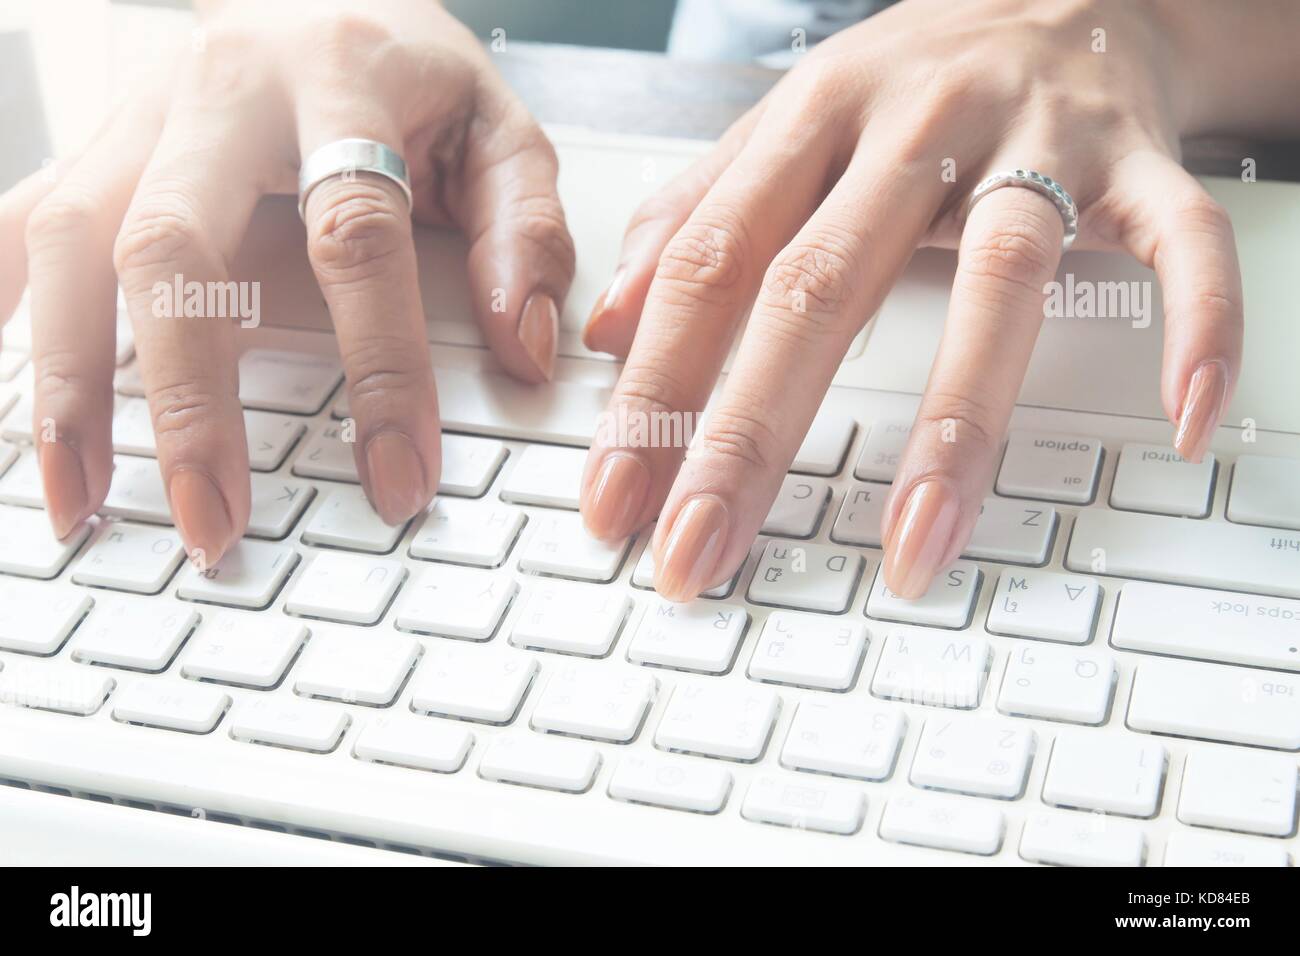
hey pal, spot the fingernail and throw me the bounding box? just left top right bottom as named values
left=655, top=495, right=728, bottom=602
left=584, top=452, right=650, bottom=540
left=583, top=267, right=626, bottom=350
left=365, top=431, right=428, bottom=525
left=169, top=469, right=233, bottom=569
left=518, top=291, right=559, bottom=381
left=882, top=480, right=960, bottom=600
left=39, top=440, right=88, bottom=539
left=1174, top=359, right=1228, bottom=463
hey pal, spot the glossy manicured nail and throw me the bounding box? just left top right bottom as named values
left=169, top=469, right=233, bottom=570
left=39, top=440, right=88, bottom=539
left=655, top=495, right=729, bottom=602
left=584, top=452, right=650, bottom=540
left=518, top=291, right=559, bottom=381
left=882, top=480, right=960, bottom=600
left=582, top=267, right=626, bottom=350
left=365, top=431, right=428, bottom=525
left=1174, top=359, right=1228, bottom=463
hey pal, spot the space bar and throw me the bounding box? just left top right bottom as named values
left=1066, top=510, right=1300, bottom=598
left=434, top=367, right=608, bottom=446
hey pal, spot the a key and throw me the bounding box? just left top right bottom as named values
left=245, top=410, right=306, bottom=472
left=176, top=541, right=298, bottom=610
left=747, top=610, right=868, bottom=691
left=854, top=419, right=911, bottom=482
left=301, top=486, right=407, bottom=553
left=1163, top=831, right=1291, bottom=867
left=997, top=643, right=1115, bottom=724
left=747, top=539, right=865, bottom=613
left=477, top=734, right=600, bottom=793
left=394, top=564, right=517, bottom=640
left=0, top=661, right=115, bottom=716
left=791, top=411, right=855, bottom=476
left=630, top=534, right=747, bottom=598
left=291, top=425, right=358, bottom=482
left=510, top=581, right=631, bottom=657
left=498, top=444, right=585, bottom=509
left=0, top=580, right=92, bottom=655
left=70, top=596, right=198, bottom=672
left=780, top=700, right=906, bottom=781
left=409, top=497, right=524, bottom=568
left=111, top=679, right=230, bottom=734
left=878, top=793, right=1004, bottom=856
left=229, top=697, right=349, bottom=753
left=1066, top=509, right=1300, bottom=599
left=865, top=561, right=981, bottom=629
left=626, top=599, right=748, bottom=674
left=71, top=521, right=184, bottom=594
left=741, top=774, right=866, bottom=835
left=1177, top=746, right=1297, bottom=837
left=0, top=504, right=90, bottom=578
left=0, top=449, right=43, bottom=506
left=871, top=629, right=990, bottom=709
left=439, top=433, right=508, bottom=497
left=828, top=481, right=888, bottom=548
left=238, top=349, right=342, bottom=414
left=1041, top=732, right=1166, bottom=817
left=995, top=430, right=1103, bottom=504
left=282, top=551, right=404, bottom=625
left=962, top=498, right=1057, bottom=565
left=353, top=715, right=473, bottom=773
left=909, top=718, right=1034, bottom=799
left=247, top=477, right=314, bottom=540
left=180, top=611, right=307, bottom=688
left=1110, top=442, right=1215, bottom=517
left=409, top=644, right=538, bottom=723
left=654, top=682, right=779, bottom=762
left=293, top=626, right=420, bottom=706
left=760, top=475, right=831, bottom=538
left=516, top=511, right=631, bottom=582
left=985, top=569, right=1100, bottom=644
left=1019, top=811, right=1145, bottom=867
left=1227, top=454, right=1300, bottom=531
left=607, top=754, right=732, bottom=813
left=1111, top=581, right=1300, bottom=671
left=101, top=456, right=171, bottom=524
left=1127, top=658, right=1300, bottom=749
left=529, top=666, right=657, bottom=743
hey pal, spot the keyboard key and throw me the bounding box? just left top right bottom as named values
left=0, top=449, right=43, bottom=506
left=879, top=793, right=1004, bottom=856
left=1227, top=454, right=1300, bottom=530
left=498, top=444, right=585, bottom=509
left=997, top=644, right=1115, bottom=725
left=780, top=700, right=905, bottom=781
left=293, top=626, right=420, bottom=706
left=747, top=540, right=865, bottom=613
left=0, top=349, right=26, bottom=383
left=282, top=551, right=404, bottom=625
left=409, top=497, right=524, bottom=568
left=1066, top=509, right=1300, bottom=599
left=245, top=410, right=306, bottom=471
left=291, top=425, right=358, bottom=482
left=1110, top=442, right=1215, bottom=517
left=871, top=629, right=990, bottom=709
left=828, top=481, right=888, bottom=548
left=229, top=697, right=349, bottom=753
left=654, top=683, right=779, bottom=762
left=109, top=397, right=156, bottom=456
left=111, top=679, right=230, bottom=733
left=238, top=349, right=342, bottom=414
left=626, top=599, right=748, bottom=674
left=909, top=718, right=1034, bottom=799
left=70, top=597, right=198, bottom=671
left=962, top=498, right=1057, bottom=565
left=530, top=666, right=657, bottom=742
left=791, top=411, right=855, bottom=476
left=985, top=570, right=1100, bottom=644
left=0, top=661, right=115, bottom=716
left=0, top=504, right=90, bottom=578
left=71, top=521, right=184, bottom=594
left=517, top=511, right=631, bottom=582
left=353, top=715, right=473, bottom=773
left=438, top=434, right=508, bottom=497
left=1019, top=811, right=1145, bottom=867
left=409, top=644, right=537, bottom=724
left=741, top=774, right=865, bottom=835
left=760, top=475, right=830, bottom=538
left=181, top=612, right=307, bottom=688
left=747, top=610, right=867, bottom=691
left=854, top=419, right=911, bottom=482
left=1127, top=659, right=1300, bottom=749
left=0, top=580, right=91, bottom=655
left=101, top=456, right=170, bottom=523
left=1163, top=831, right=1291, bottom=867
left=607, top=755, right=731, bottom=813
left=866, top=561, right=980, bottom=629
left=301, top=486, right=407, bottom=553
left=395, top=564, right=517, bottom=640
left=247, top=477, right=314, bottom=540
left=478, top=734, right=600, bottom=793
left=995, top=430, right=1103, bottom=504
left=510, top=581, right=631, bottom=657
left=176, top=541, right=298, bottom=610
left=1042, top=733, right=1166, bottom=817
left=1112, top=581, right=1300, bottom=671
left=1177, top=746, right=1297, bottom=836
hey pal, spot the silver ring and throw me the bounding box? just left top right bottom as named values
left=966, top=168, right=1078, bottom=251
left=297, top=138, right=413, bottom=220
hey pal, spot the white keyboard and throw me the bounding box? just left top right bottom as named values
left=0, top=328, right=1297, bottom=867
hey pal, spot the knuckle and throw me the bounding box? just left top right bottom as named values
left=655, top=210, right=751, bottom=305
left=695, top=407, right=779, bottom=473
left=914, top=389, right=1001, bottom=454
left=761, top=238, right=856, bottom=329
left=613, top=364, right=694, bottom=420
left=33, top=349, right=111, bottom=399
left=1174, top=193, right=1233, bottom=239
left=307, top=184, right=408, bottom=280
left=344, top=336, right=433, bottom=404
left=113, top=205, right=205, bottom=279
left=147, top=381, right=226, bottom=442
left=500, top=198, right=575, bottom=276
left=961, top=217, right=1058, bottom=298
left=26, top=190, right=101, bottom=253
left=302, top=11, right=393, bottom=62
